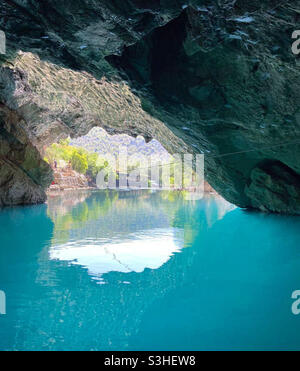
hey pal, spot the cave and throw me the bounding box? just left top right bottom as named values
left=0, top=0, right=299, bottom=214
left=107, top=6, right=300, bottom=215
left=2, top=0, right=300, bottom=353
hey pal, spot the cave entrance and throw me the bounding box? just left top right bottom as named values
left=44, top=126, right=212, bottom=194
left=44, top=126, right=176, bottom=192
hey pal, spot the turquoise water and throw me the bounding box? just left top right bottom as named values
left=0, top=190, right=300, bottom=351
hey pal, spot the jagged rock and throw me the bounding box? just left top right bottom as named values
left=0, top=0, right=299, bottom=214
left=245, top=161, right=300, bottom=214
left=0, top=52, right=188, bottom=206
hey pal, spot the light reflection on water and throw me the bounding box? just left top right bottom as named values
left=1, top=190, right=299, bottom=351
left=47, top=190, right=235, bottom=284
left=50, top=229, right=183, bottom=283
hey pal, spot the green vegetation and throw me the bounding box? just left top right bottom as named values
left=47, top=191, right=120, bottom=245
left=45, top=138, right=195, bottom=189
left=71, top=152, right=88, bottom=174
left=45, top=139, right=110, bottom=180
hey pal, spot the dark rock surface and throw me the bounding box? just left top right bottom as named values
left=0, top=104, right=51, bottom=206
left=0, top=0, right=299, bottom=213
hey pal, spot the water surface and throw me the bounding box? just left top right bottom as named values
left=0, top=190, right=300, bottom=351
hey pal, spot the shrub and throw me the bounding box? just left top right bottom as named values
left=71, top=152, right=88, bottom=174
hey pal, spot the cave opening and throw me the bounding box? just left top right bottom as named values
left=44, top=127, right=175, bottom=192
left=44, top=126, right=214, bottom=194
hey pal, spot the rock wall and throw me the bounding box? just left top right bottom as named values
left=0, top=104, right=52, bottom=206
left=49, top=169, right=89, bottom=192
left=0, top=0, right=299, bottom=213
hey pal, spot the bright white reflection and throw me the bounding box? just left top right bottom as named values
left=50, top=229, right=183, bottom=283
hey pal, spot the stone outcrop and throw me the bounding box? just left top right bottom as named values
left=49, top=168, right=89, bottom=192
left=0, top=104, right=52, bottom=206
left=0, top=0, right=299, bottom=213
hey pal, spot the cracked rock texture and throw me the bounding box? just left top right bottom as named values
left=0, top=0, right=300, bottom=214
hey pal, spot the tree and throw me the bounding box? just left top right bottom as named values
left=71, top=152, right=88, bottom=174
left=45, top=139, right=114, bottom=180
